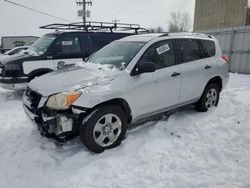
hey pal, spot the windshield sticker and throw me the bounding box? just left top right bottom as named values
left=62, top=41, right=73, bottom=46
left=156, top=44, right=170, bottom=55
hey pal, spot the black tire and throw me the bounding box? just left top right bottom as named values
left=29, top=72, right=50, bottom=82
left=80, top=105, right=128, bottom=153
left=195, top=84, right=220, bottom=112
left=29, top=74, right=42, bottom=82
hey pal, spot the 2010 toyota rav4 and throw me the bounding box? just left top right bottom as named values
left=23, top=33, right=229, bottom=153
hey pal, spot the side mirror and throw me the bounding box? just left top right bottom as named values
left=38, top=51, right=44, bottom=55
left=132, top=61, right=156, bottom=76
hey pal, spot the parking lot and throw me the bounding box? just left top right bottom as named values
left=0, top=73, right=249, bottom=188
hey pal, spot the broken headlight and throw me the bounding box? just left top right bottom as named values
left=46, top=91, right=82, bottom=110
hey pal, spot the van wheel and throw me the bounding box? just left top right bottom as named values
left=195, top=84, right=220, bottom=112
left=80, top=105, right=128, bottom=153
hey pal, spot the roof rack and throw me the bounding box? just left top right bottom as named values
left=40, top=21, right=147, bottom=34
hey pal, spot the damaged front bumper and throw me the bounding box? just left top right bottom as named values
left=23, top=88, right=86, bottom=141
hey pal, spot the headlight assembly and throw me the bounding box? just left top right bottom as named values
left=46, top=91, right=81, bottom=110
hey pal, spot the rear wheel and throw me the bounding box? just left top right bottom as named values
left=195, top=84, right=220, bottom=112
left=80, top=105, right=127, bottom=153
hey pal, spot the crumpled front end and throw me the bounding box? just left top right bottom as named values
left=23, top=87, right=86, bottom=141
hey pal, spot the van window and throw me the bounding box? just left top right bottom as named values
left=200, top=40, right=216, bottom=58
left=31, top=34, right=57, bottom=54
left=87, top=33, right=132, bottom=56
left=176, top=39, right=201, bottom=63
left=140, top=40, right=175, bottom=70
left=55, top=35, right=81, bottom=54
left=88, top=34, right=115, bottom=54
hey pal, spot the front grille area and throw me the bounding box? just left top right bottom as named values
left=1, top=69, right=22, bottom=77
left=25, top=87, right=42, bottom=110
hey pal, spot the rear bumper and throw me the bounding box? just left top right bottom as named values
left=0, top=76, right=29, bottom=90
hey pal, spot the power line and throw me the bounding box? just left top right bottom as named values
left=2, top=0, right=72, bottom=22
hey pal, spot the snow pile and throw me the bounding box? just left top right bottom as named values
left=0, top=87, right=23, bottom=101
left=0, top=74, right=250, bottom=188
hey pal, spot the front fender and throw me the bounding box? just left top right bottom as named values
left=72, top=84, right=124, bottom=109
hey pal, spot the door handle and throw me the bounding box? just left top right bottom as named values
left=171, top=72, right=181, bottom=77
left=205, top=65, right=212, bottom=69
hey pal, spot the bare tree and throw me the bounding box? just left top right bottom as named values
left=168, top=11, right=191, bottom=32
left=147, top=26, right=164, bottom=33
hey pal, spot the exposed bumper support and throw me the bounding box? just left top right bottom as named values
left=23, top=104, right=38, bottom=120
left=23, top=105, right=78, bottom=140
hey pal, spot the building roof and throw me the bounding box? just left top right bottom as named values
left=1, top=36, right=39, bottom=39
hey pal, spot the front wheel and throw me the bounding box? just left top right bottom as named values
left=195, top=84, right=220, bottom=112
left=80, top=105, right=128, bottom=153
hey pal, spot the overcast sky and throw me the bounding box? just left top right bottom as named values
left=0, top=0, right=195, bottom=37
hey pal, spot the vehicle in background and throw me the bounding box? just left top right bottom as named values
left=1, top=36, right=39, bottom=50
left=23, top=33, right=229, bottom=153
left=3, top=46, right=29, bottom=56
left=0, top=22, right=145, bottom=90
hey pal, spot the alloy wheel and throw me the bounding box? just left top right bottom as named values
left=93, top=113, right=122, bottom=147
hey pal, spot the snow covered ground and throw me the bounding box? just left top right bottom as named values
left=0, top=74, right=250, bottom=188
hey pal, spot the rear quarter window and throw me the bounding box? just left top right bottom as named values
left=200, top=40, right=216, bottom=58
left=175, top=39, right=201, bottom=63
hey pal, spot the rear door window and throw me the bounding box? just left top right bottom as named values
left=55, top=35, right=81, bottom=55
left=200, top=40, right=216, bottom=58
left=176, top=39, right=201, bottom=63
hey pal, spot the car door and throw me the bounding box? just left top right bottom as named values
left=175, top=39, right=207, bottom=103
left=129, top=40, right=181, bottom=118
left=199, top=39, right=218, bottom=82
left=51, top=34, right=83, bottom=70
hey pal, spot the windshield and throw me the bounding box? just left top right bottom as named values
left=88, top=41, right=146, bottom=69
left=30, top=34, right=57, bottom=54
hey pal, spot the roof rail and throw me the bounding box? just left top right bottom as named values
left=159, top=33, right=169, bottom=37
left=158, top=32, right=214, bottom=39
left=40, top=21, right=147, bottom=34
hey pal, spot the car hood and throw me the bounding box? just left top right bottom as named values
left=28, top=63, right=118, bottom=96
left=0, top=50, right=37, bottom=64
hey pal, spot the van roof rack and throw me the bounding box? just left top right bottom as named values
left=40, top=21, right=147, bottom=34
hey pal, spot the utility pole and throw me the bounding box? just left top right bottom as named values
left=112, top=19, right=120, bottom=26
left=76, top=0, right=92, bottom=27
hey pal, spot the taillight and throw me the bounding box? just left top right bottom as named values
left=221, top=54, right=229, bottom=63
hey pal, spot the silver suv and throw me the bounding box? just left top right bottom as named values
left=23, top=33, right=229, bottom=153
